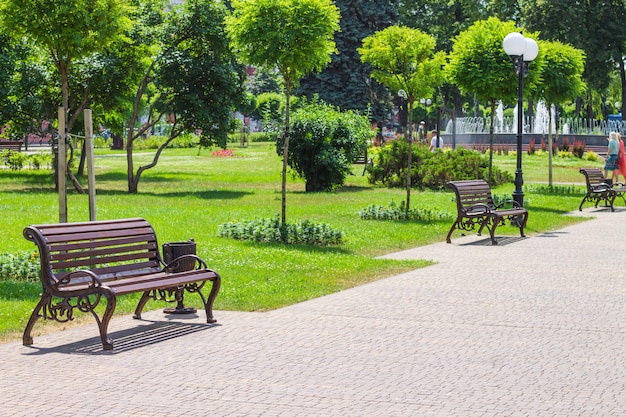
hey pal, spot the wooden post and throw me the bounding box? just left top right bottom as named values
left=58, top=107, right=67, bottom=223
left=84, top=109, right=97, bottom=221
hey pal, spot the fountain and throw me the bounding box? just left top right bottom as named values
left=443, top=101, right=622, bottom=150
left=533, top=100, right=556, bottom=134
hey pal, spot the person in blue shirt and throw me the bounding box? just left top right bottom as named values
left=604, top=131, right=620, bottom=184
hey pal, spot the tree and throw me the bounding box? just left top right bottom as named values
left=0, top=0, right=133, bottom=202
left=296, top=0, right=399, bottom=121
left=359, top=25, right=446, bottom=212
left=122, top=0, right=245, bottom=193
left=521, top=0, right=626, bottom=120
left=536, top=40, right=586, bottom=185
left=226, top=0, right=340, bottom=223
left=446, top=17, right=542, bottom=182
left=0, top=35, right=51, bottom=138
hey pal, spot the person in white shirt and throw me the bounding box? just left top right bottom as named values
left=429, top=130, right=443, bottom=151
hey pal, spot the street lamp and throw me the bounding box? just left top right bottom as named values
left=503, top=32, right=538, bottom=207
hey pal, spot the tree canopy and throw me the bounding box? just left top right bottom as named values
left=359, top=25, right=445, bottom=211
left=296, top=0, right=399, bottom=120
left=226, top=0, right=341, bottom=222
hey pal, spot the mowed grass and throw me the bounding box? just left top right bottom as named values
left=0, top=143, right=601, bottom=341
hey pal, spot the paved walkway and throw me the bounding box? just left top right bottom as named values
left=2, top=207, right=626, bottom=416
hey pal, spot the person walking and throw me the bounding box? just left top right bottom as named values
left=604, top=131, right=620, bottom=184
left=617, top=132, right=626, bottom=184
left=418, top=121, right=426, bottom=143
left=429, top=130, right=443, bottom=152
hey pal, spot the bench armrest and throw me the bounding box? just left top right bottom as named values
left=56, top=269, right=104, bottom=289
left=464, top=203, right=492, bottom=214
left=162, top=254, right=208, bottom=272
left=590, top=184, right=611, bottom=192
left=494, top=200, right=524, bottom=210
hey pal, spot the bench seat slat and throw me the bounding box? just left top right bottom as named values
left=57, top=270, right=219, bottom=295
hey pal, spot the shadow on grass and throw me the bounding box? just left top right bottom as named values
left=0, top=280, right=41, bottom=301
left=287, top=184, right=376, bottom=195
left=231, top=239, right=354, bottom=255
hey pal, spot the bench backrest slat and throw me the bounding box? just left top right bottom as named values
left=448, top=180, right=494, bottom=212
left=580, top=168, right=607, bottom=187
left=24, top=218, right=162, bottom=289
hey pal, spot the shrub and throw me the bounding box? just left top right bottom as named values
left=559, top=137, right=570, bottom=152
left=359, top=200, right=454, bottom=222
left=572, top=140, right=585, bottom=158
left=527, top=138, right=536, bottom=155
left=367, top=141, right=512, bottom=189
left=1, top=150, right=27, bottom=170
left=525, top=184, right=579, bottom=195
left=0, top=251, right=39, bottom=282
left=132, top=133, right=198, bottom=150
left=585, top=150, right=599, bottom=161
left=93, top=136, right=109, bottom=148
left=218, top=215, right=343, bottom=246
left=28, top=153, right=52, bottom=170
left=276, top=99, right=372, bottom=192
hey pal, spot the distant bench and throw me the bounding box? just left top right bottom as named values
left=22, top=217, right=221, bottom=350
left=579, top=167, right=626, bottom=211
left=0, top=140, right=23, bottom=152
left=447, top=179, right=528, bottom=245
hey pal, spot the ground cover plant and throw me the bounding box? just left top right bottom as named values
left=0, top=142, right=599, bottom=342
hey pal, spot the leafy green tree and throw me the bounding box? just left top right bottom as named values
left=247, top=67, right=282, bottom=96
left=281, top=100, right=372, bottom=192
left=359, top=25, right=446, bottom=212
left=122, top=0, right=244, bottom=193
left=226, top=0, right=340, bottom=223
left=536, top=40, right=586, bottom=185
left=0, top=35, right=52, bottom=138
left=0, top=0, right=133, bottom=200
left=446, top=17, right=542, bottom=181
left=521, top=0, right=626, bottom=119
left=398, top=1, right=484, bottom=50
left=296, top=0, right=399, bottom=121
left=0, top=0, right=133, bottom=134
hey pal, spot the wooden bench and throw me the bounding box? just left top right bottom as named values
left=446, top=179, right=528, bottom=245
left=578, top=168, right=626, bottom=212
left=0, top=140, right=23, bottom=151
left=22, top=218, right=221, bottom=350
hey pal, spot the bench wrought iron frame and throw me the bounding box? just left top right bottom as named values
left=578, top=167, right=626, bottom=212
left=447, top=179, right=528, bottom=245
left=23, top=217, right=220, bottom=350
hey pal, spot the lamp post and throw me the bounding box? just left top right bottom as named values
left=503, top=32, right=538, bottom=207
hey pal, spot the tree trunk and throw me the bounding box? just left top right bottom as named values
left=405, top=97, right=414, bottom=214
left=548, top=101, right=553, bottom=186
left=488, top=99, right=495, bottom=184
left=281, top=78, right=291, bottom=224
left=618, top=51, right=626, bottom=120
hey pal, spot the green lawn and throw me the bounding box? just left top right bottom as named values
left=0, top=143, right=601, bottom=341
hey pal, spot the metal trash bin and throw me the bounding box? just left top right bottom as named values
left=162, top=239, right=197, bottom=314
left=162, top=239, right=196, bottom=273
